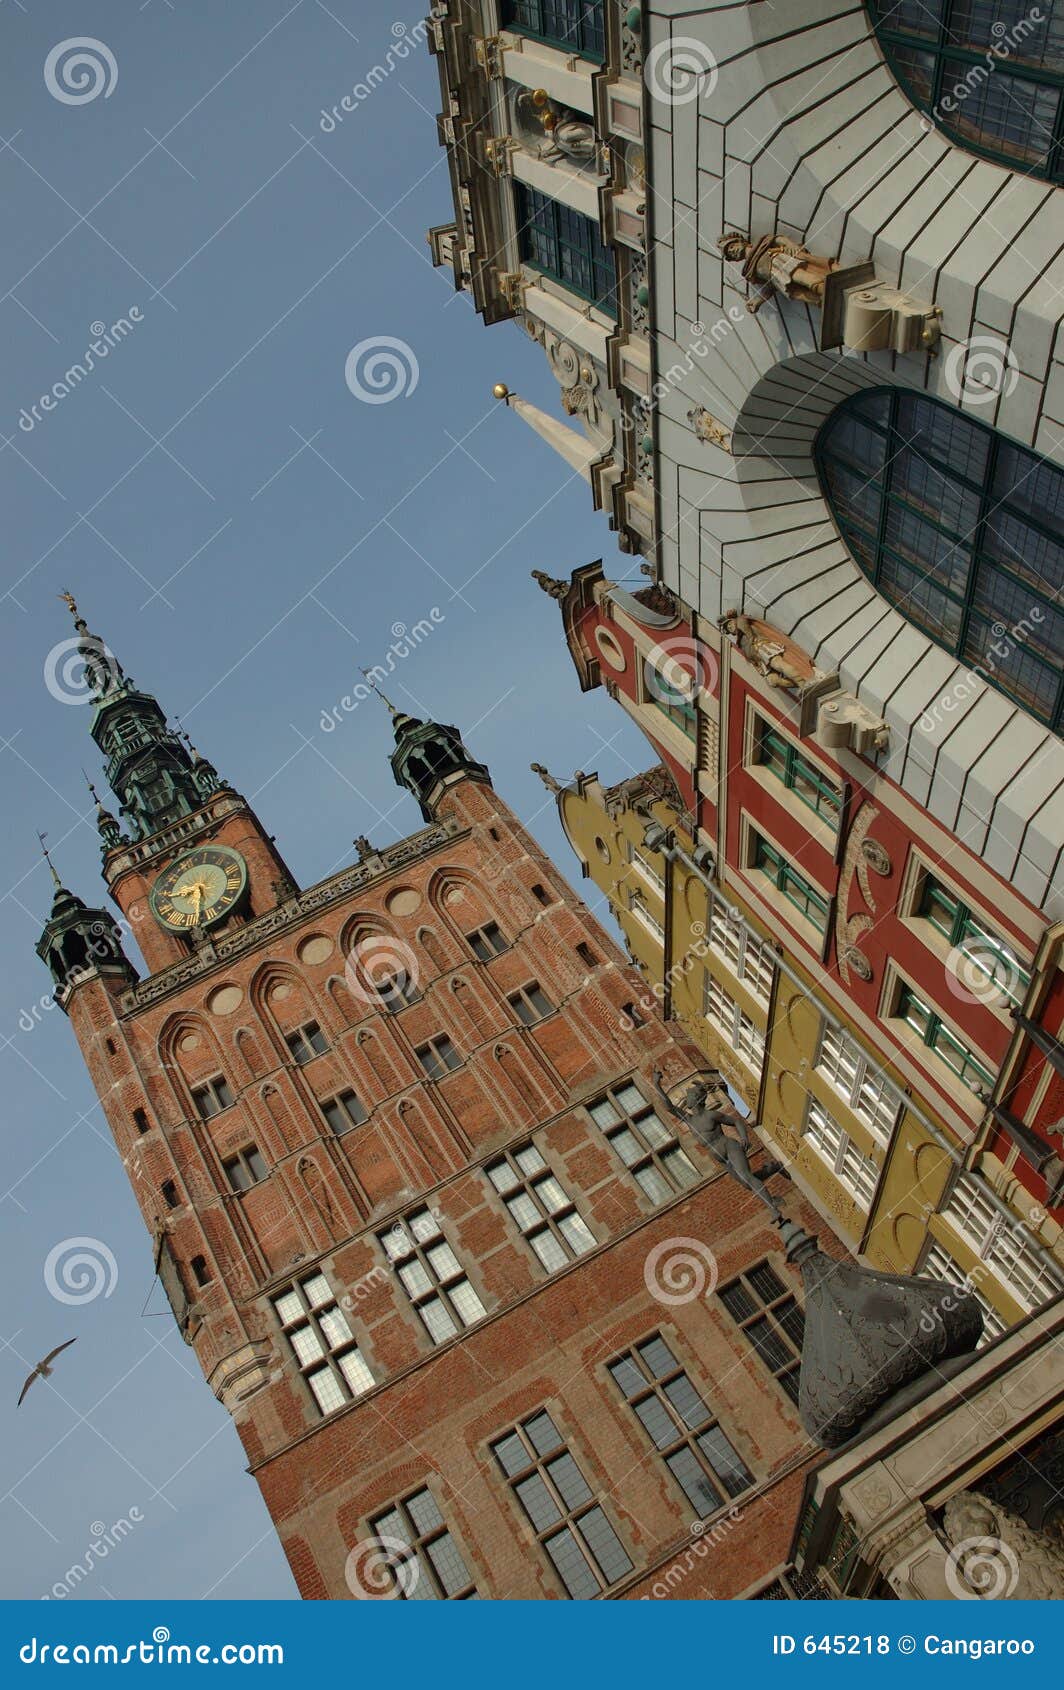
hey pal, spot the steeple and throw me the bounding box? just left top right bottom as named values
left=58, top=595, right=226, bottom=846
left=375, top=689, right=492, bottom=822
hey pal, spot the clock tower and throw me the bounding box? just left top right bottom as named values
left=37, top=601, right=825, bottom=1602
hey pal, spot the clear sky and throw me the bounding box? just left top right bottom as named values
left=0, top=1, right=652, bottom=1599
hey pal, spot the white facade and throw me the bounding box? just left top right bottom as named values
left=643, top=2, right=1063, bottom=914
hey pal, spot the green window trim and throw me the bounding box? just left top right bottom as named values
left=514, top=183, right=617, bottom=312
left=816, top=386, right=1064, bottom=732
left=756, top=721, right=842, bottom=827
left=866, top=0, right=1064, bottom=183
left=917, top=874, right=1031, bottom=1005
left=751, top=836, right=830, bottom=933
left=896, top=984, right=995, bottom=1090
left=500, top=0, right=606, bottom=61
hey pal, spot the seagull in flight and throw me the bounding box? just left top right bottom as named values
left=17, top=1338, right=77, bottom=1407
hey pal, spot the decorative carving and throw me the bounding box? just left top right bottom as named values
left=836, top=802, right=880, bottom=989
left=942, top=1491, right=1064, bottom=1599
left=861, top=838, right=891, bottom=877
left=688, top=407, right=732, bottom=452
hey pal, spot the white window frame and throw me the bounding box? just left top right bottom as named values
left=802, top=1098, right=879, bottom=1211
left=814, top=1022, right=904, bottom=1146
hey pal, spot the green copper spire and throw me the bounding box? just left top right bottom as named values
left=58, top=595, right=226, bottom=845
left=381, top=694, right=492, bottom=822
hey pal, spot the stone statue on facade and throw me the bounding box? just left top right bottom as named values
left=720, top=610, right=819, bottom=692
left=653, top=1070, right=789, bottom=1219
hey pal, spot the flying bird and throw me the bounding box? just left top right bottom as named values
left=17, top=1338, right=77, bottom=1407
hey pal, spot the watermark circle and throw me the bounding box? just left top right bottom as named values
left=44, top=39, right=118, bottom=105
left=44, top=1237, right=118, bottom=1305
left=344, top=336, right=419, bottom=404
left=644, top=1237, right=718, bottom=1306
left=643, top=38, right=718, bottom=107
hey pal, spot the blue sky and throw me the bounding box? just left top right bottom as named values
left=0, top=1, right=651, bottom=1599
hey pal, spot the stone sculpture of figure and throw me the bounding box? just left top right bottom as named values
left=942, top=1490, right=1064, bottom=1600
left=718, top=231, right=835, bottom=314
left=653, top=1070, right=789, bottom=1219
left=720, top=611, right=813, bottom=692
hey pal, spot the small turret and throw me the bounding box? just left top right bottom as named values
left=34, top=835, right=136, bottom=1008
left=362, top=675, right=492, bottom=822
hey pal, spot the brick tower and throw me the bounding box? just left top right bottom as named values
left=38, top=601, right=830, bottom=1601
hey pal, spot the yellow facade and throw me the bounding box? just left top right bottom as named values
left=554, top=770, right=1061, bottom=1336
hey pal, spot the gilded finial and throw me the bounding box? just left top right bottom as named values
left=360, top=669, right=398, bottom=715
left=36, top=830, right=62, bottom=889
left=492, top=382, right=511, bottom=401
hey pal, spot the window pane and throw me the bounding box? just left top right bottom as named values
left=302, top=1273, right=332, bottom=1309
left=664, top=1374, right=709, bottom=1431
left=608, top=1357, right=644, bottom=1399
left=516, top=1473, right=562, bottom=1532
left=545, top=1452, right=592, bottom=1511
left=611, top=1128, right=643, bottom=1166
left=449, top=1279, right=486, bottom=1326
left=273, top=1291, right=302, bottom=1326
left=338, top=1348, right=374, bottom=1397
left=308, top=1368, right=345, bottom=1414
left=426, top=1241, right=461, bottom=1281
left=525, top=1410, right=562, bottom=1456
left=634, top=1395, right=676, bottom=1449
left=493, top=1433, right=528, bottom=1478
left=748, top=1262, right=786, bottom=1304
left=667, top=1446, right=723, bottom=1517
left=487, top=1160, right=516, bottom=1193
left=405, top=1489, right=444, bottom=1536
left=410, top=1210, right=442, bottom=1244
left=531, top=1229, right=568, bottom=1273
left=515, top=1145, right=547, bottom=1176
left=578, top=1507, right=632, bottom=1585
left=698, top=1427, right=753, bottom=1497
left=635, top=1164, right=672, bottom=1205
left=558, top=1213, right=595, bottom=1255
left=545, top=1526, right=599, bottom=1599
left=662, top=1147, right=699, bottom=1188
left=319, top=1307, right=352, bottom=1349
left=507, top=1192, right=540, bottom=1231
left=290, top=1327, right=325, bottom=1367
left=399, top=1260, right=433, bottom=1299
left=535, top=1176, right=568, bottom=1214
left=589, top=1098, right=620, bottom=1128
left=420, top=1299, right=458, bottom=1344
left=638, top=1335, right=677, bottom=1378
left=426, top=1531, right=471, bottom=1598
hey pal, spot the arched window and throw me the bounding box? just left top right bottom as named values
left=816, top=387, right=1063, bottom=729
left=866, top=0, right=1064, bottom=181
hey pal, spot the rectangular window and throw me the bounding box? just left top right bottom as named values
left=706, top=899, right=776, bottom=1005
left=515, top=183, right=617, bottom=311
left=191, top=1075, right=234, bottom=1118
left=575, top=942, right=597, bottom=968
left=587, top=1082, right=699, bottom=1205
left=815, top=1022, right=904, bottom=1144
left=917, top=874, right=1030, bottom=1007
left=285, top=1021, right=328, bottom=1064
left=382, top=1208, right=486, bottom=1344
left=802, top=1098, right=880, bottom=1210
left=492, top=1410, right=632, bottom=1597
left=507, top=983, right=554, bottom=1026
left=221, top=1145, right=268, bottom=1191
left=377, top=974, right=421, bottom=1014
left=416, top=1035, right=461, bottom=1078
left=703, top=974, right=765, bottom=1072
left=718, top=1261, right=804, bottom=1404
left=895, top=985, right=995, bottom=1090
left=939, top=1175, right=1064, bottom=1311
left=629, top=888, right=665, bottom=942
left=321, top=1089, right=367, bottom=1135
left=751, top=835, right=830, bottom=934
left=630, top=846, right=666, bottom=895
left=920, top=1243, right=1006, bottom=1345
left=273, top=1270, right=374, bottom=1415
left=467, top=922, right=509, bottom=961
left=608, top=1334, right=754, bottom=1516
left=370, top=1487, right=477, bottom=1599
left=755, top=720, right=842, bottom=830
left=500, top=0, right=606, bottom=60
left=644, top=660, right=697, bottom=739
left=486, top=1144, right=595, bottom=1273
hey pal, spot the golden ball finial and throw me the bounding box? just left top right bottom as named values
left=492, top=382, right=511, bottom=401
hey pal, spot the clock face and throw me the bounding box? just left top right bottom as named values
left=150, top=845, right=248, bottom=932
